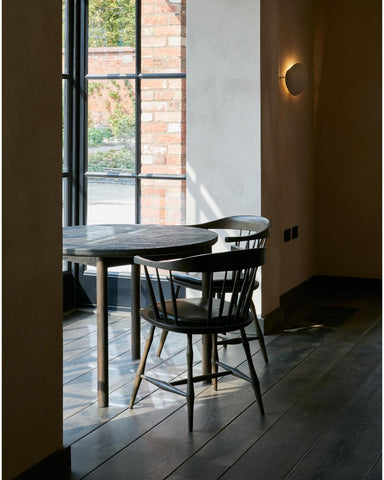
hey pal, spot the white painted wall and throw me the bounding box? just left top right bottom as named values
left=186, top=0, right=261, bottom=230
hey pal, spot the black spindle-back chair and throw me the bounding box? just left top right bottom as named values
left=129, top=247, right=266, bottom=432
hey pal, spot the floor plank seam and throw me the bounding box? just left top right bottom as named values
left=362, top=454, right=382, bottom=480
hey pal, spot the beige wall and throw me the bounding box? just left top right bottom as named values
left=261, top=0, right=316, bottom=314
left=314, top=0, right=382, bottom=278
left=261, top=0, right=381, bottom=316
left=2, top=1, right=63, bottom=478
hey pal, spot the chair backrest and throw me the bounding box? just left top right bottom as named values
left=191, top=215, right=271, bottom=250
left=134, top=248, right=266, bottom=326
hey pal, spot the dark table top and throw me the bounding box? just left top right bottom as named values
left=63, top=224, right=218, bottom=262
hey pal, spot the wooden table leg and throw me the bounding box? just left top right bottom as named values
left=96, top=258, right=109, bottom=407
left=131, top=263, right=141, bottom=359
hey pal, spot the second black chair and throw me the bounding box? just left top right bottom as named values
left=156, top=215, right=271, bottom=362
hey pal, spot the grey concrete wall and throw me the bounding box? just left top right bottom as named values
left=186, top=0, right=261, bottom=232
left=2, top=1, right=63, bottom=478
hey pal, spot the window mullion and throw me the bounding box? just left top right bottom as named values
left=135, top=0, right=142, bottom=224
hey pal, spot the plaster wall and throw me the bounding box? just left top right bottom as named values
left=186, top=0, right=261, bottom=245
left=277, top=0, right=316, bottom=295
left=261, top=0, right=381, bottom=317
left=261, top=0, right=316, bottom=314
left=2, top=1, right=63, bottom=478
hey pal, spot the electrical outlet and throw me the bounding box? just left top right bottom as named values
left=284, top=228, right=291, bottom=243
left=292, top=226, right=299, bottom=239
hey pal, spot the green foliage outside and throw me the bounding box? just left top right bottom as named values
left=63, top=0, right=135, bottom=48
left=88, top=0, right=135, bottom=48
left=88, top=147, right=135, bottom=172
left=88, top=78, right=135, bottom=172
left=88, top=127, right=113, bottom=147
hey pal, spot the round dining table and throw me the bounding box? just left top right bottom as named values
left=63, top=224, right=218, bottom=407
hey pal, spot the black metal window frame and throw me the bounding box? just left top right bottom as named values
left=62, top=0, right=186, bottom=309
left=63, top=0, right=186, bottom=226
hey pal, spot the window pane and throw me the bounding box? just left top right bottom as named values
left=62, top=0, right=69, bottom=75
left=88, top=0, right=136, bottom=75
left=141, top=0, right=186, bottom=74
left=141, top=78, right=185, bottom=176
left=87, top=79, right=136, bottom=173
left=62, top=177, right=68, bottom=226
left=141, top=178, right=185, bottom=225
left=62, top=177, right=69, bottom=271
left=87, top=178, right=135, bottom=225
left=62, top=78, right=69, bottom=172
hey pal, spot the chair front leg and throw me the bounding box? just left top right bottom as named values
left=186, top=333, right=195, bottom=432
left=250, top=301, right=269, bottom=363
left=156, top=330, right=169, bottom=357
left=240, top=327, right=264, bottom=415
left=129, top=325, right=156, bottom=409
left=211, top=333, right=219, bottom=391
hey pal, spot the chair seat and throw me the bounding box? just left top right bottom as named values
left=140, top=297, right=253, bottom=334
left=172, top=272, right=260, bottom=293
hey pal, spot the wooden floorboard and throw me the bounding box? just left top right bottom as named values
left=284, top=364, right=382, bottom=480
left=219, top=322, right=382, bottom=480
left=166, top=311, right=381, bottom=479
left=63, top=290, right=382, bottom=480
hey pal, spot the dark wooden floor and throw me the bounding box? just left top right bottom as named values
left=64, top=285, right=382, bottom=480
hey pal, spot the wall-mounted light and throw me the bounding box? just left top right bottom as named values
left=280, top=63, right=307, bottom=96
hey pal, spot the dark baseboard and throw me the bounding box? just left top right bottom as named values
left=261, top=307, right=285, bottom=334
left=14, top=446, right=71, bottom=480
left=309, top=275, right=382, bottom=294
left=263, top=275, right=381, bottom=334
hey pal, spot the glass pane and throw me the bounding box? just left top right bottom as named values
left=62, top=177, right=68, bottom=227
left=87, top=79, right=136, bottom=173
left=88, top=0, right=136, bottom=75
left=141, top=0, right=186, bottom=74
left=62, top=79, right=69, bottom=172
left=87, top=177, right=135, bottom=225
left=62, top=177, right=68, bottom=271
left=62, top=0, right=68, bottom=74
left=140, top=178, right=185, bottom=225
left=141, top=78, right=185, bottom=176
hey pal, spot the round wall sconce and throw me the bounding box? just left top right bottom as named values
left=281, top=63, right=307, bottom=96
